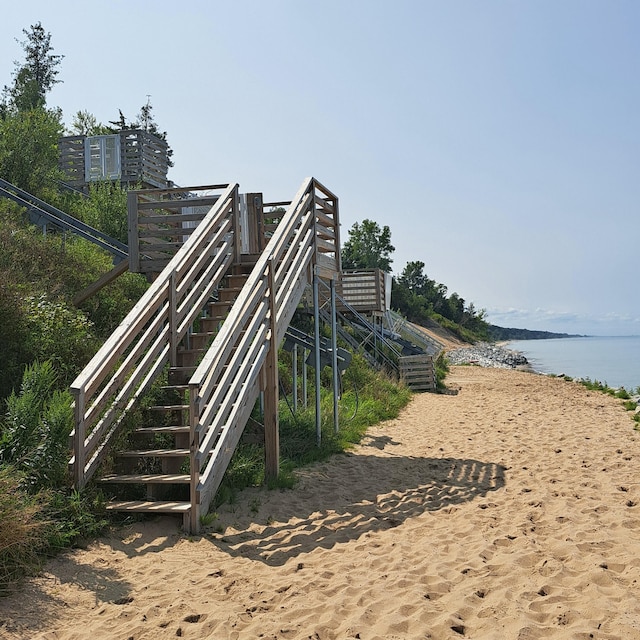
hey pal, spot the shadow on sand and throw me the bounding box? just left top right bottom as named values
left=213, top=447, right=506, bottom=566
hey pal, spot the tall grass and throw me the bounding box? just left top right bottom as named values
left=0, top=361, right=108, bottom=595
left=0, top=467, right=50, bottom=596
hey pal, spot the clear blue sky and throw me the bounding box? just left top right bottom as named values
left=3, top=1, right=639, bottom=335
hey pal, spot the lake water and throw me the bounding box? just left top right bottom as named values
left=507, top=336, right=640, bottom=391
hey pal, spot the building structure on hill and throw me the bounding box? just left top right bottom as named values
left=58, top=129, right=170, bottom=192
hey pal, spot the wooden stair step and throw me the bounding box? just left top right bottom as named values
left=226, top=274, right=249, bottom=287
left=209, top=301, right=232, bottom=312
left=134, top=425, right=190, bottom=435
left=168, top=367, right=197, bottom=385
left=100, top=473, right=190, bottom=484
left=177, top=347, right=207, bottom=357
left=105, top=500, right=190, bottom=513
left=189, top=330, right=217, bottom=340
left=217, top=287, right=243, bottom=302
left=117, top=448, right=190, bottom=458
left=162, top=384, right=189, bottom=391
left=196, top=318, right=221, bottom=331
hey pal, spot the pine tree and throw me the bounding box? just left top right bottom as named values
left=3, top=22, right=63, bottom=113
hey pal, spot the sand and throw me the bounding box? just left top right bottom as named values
left=2, top=365, right=640, bottom=639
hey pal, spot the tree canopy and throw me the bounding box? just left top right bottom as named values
left=341, top=219, right=395, bottom=271
left=1, top=22, right=63, bottom=115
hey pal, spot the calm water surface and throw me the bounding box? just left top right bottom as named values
left=507, top=336, right=640, bottom=391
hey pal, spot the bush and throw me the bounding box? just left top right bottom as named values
left=68, top=181, right=130, bottom=245
left=0, top=360, right=73, bottom=492
left=22, top=295, right=97, bottom=386
left=0, top=361, right=107, bottom=594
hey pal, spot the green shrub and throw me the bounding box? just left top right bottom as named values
left=0, top=360, right=73, bottom=492
left=69, top=181, right=130, bottom=245
left=435, top=352, right=450, bottom=390
left=22, top=296, right=96, bottom=386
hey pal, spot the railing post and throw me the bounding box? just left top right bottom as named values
left=264, top=259, right=280, bottom=482
left=127, top=191, right=139, bottom=271
left=72, top=388, right=86, bottom=489
left=232, top=188, right=242, bottom=265
left=189, top=380, right=201, bottom=534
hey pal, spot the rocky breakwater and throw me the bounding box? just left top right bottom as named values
left=446, top=342, right=529, bottom=370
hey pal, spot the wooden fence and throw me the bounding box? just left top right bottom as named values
left=399, top=354, right=437, bottom=392
left=338, top=269, right=389, bottom=313
left=127, top=184, right=233, bottom=276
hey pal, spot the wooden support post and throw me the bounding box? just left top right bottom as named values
left=246, top=192, right=264, bottom=253
left=264, top=260, right=280, bottom=482
left=231, top=190, right=242, bottom=265
left=72, top=389, right=86, bottom=488
left=189, top=381, right=201, bottom=534
left=127, top=191, right=139, bottom=272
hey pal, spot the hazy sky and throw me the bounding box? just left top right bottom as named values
left=2, top=1, right=639, bottom=335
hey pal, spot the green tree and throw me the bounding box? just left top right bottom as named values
left=341, top=219, right=395, bottom=271
left=133, top=99, right=174, bottom=167
left=68, top=109, right=111, bottom=136
left=106, top=100, right=174, bottom=167
left=0, top=107, right=63, bottom=197
left=74, top=180, right=129, bottom=244
left=2, top=22, right=63, bottom=113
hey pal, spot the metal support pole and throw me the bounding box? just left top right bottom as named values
left=313, top=270, right=322, bottom=446
left=330, top=276, right=339, bottom=433
left=292, top=343, right=298, bottom=413
left=302, top=348, right=308, bottom=409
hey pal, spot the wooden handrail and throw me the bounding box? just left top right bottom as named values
left=70, top=183, right=239, bottom=488
left=188, top=177, right=340, bottom=531
left=69, top=176, right=341, bottom=534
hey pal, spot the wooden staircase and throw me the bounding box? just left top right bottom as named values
left=98, top=269, right=253, bottom=525
left=70, top=179, right=341, bottom=533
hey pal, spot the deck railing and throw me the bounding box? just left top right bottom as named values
left=188, top=177, right=340, bottom=530
left=70, top=184, right=239, bottom=488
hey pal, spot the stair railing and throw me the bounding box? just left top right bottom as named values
left=188, top=177, right=340, bottom=530
left=70, top=183, right=240, bottom=488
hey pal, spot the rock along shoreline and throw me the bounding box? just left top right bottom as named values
left=446, top=342, right=530, bottom=370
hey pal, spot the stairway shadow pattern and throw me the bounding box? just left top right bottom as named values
left=215, top=453, right=506, bottom=566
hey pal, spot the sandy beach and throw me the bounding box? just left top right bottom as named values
left=2, top=365, right=640, bottom=639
